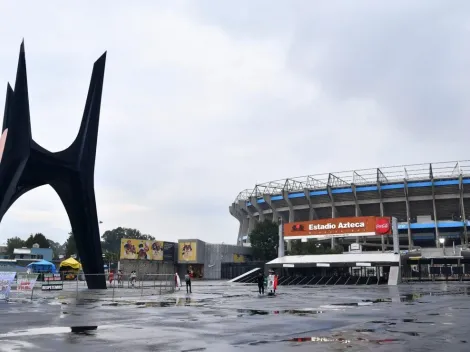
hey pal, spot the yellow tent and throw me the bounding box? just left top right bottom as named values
left=59, top=257, right=82, bottom=270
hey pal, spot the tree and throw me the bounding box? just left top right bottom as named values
left=64, top=232, right=77, bottom=258
left=6, top=237, right=25, bottom=257
left=24, top=233, right=50, bottom=248
left=290, top=239, right=343, bottom=255
left=48, top=240, right=64, bottom=260
left=249, top=220, right=279, bottom=261
left=101, top=227, right=154, bottom=255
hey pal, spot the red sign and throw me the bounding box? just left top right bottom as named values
left=375, top=217, right=391, bottom=234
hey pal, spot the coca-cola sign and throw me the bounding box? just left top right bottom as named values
left=375, top=217, right=391, bottom=234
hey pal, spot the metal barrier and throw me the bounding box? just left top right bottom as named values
left=6, top=272, right=175, bottom=302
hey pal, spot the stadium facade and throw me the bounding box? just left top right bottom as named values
left=229, top=161, right=470, bottom=250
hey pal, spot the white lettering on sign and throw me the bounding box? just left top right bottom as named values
left=309, top=222, right=365, bottom=231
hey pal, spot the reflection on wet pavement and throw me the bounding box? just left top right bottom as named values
left=1, top=282, right=470, bottom=351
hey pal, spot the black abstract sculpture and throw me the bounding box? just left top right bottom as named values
left=0, top=41, right=107, bottom=289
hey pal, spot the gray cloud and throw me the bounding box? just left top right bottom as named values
left=0, top=1, right=469, bottom=244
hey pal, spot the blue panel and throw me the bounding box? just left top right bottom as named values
left=407, top=181, right=432, bottom=188
left=399, top=221, right=465, bottom=230
left=331, top=188, right=352, bottom=194
left=434, top=179, right=459, bottom=186
left=246, top=202, right=252, bottom=206
left=463, top=178, right=470, bottom=184
left=288, top=192, right=305, bottom=199
left=438, top=221, right=464, bottom=228
left=256, top=198, right=265, bottom=204
left=356, top=185, right=378, bottom=192
left=310, top=190, right=328, bottom=196
left=381, top=183, right=404, bottom=190
left=271, top=195, right=283, bottom=201
left=397, top=223, right=408, bottom=230
left=410, top=223, right=435, bottom=229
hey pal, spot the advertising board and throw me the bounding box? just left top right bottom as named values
left=163, top=242, right=176, bottom=262
left=16, top=273, right=39, bottom=291
left=120, top=239, right=167, bottom=261
left=233, top=254, right=246, bottom=263
left=284, top=216, right=392, bottom=239
left=41, top=273, right=63, bottom=291
left=178, top=241, right=197, bottom=262
left=0, top=272, right=16, bottom=300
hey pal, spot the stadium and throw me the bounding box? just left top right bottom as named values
left=229, top=161, right=470, bottom=251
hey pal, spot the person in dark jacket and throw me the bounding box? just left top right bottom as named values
left=257, top=272, right=265, bottom=294
left=184, top=270, right=192, bottom=293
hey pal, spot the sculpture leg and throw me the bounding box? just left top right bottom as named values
left=52, top=179, right=106, bottom=289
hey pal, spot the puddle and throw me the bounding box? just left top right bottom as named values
left=369, top=321, right=396, bottom=325
left=236, top=308, right=324, bottom=316
left=400, top=293, right=423, bottom=302
left=0, top=325, right=120, bottom=338
left=387, top=330, right=420, bottom=336
left=355, top=329, right=376, bottom=333
left=71, top=326, right=98, bottom=334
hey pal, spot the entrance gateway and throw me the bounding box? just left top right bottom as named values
left=268, top=216, right=401, bottom=286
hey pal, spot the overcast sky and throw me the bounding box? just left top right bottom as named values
left=0, top=1, right=469, bottom=245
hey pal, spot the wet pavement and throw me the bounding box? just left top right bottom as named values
left=1, top=281, right=470, bottom=351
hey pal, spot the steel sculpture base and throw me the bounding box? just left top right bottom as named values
left=0, top=42, right=107, bottom=289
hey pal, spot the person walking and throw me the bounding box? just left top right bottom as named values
left=257, top=272, right=265, bottom=295
left=108, top=270, right=114, bottom=287
left=117, top=270, right=123, bottom=288
left=184, top=270, right=192, bottom=294
left=130, top=270, right=137, bottom=287
left=175, top=272, right=181, bottom=290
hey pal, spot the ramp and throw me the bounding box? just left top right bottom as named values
left=388, top=266, right=401, bottom=285
left=228, top=267, right=261, bottom=283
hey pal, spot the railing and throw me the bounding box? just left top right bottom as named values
left=234, top=160, right=470, bottom=202
left=5, top=272, right=175, bottom=302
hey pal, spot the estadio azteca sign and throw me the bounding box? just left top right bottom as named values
left=284, top=216, right=391, bottom=239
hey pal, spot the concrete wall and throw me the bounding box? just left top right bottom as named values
left=119, top=260, right=176, bottom=280
left=203, top=244, right=253, bottom=280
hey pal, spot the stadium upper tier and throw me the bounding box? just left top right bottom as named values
left=229, top=161, right=470, bottom=247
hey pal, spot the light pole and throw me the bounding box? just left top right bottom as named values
left=439, top=237, right=445, bottom=255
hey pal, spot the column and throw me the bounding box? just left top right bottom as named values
left=404, top=180, right=413, bottom=250
left=431, top=180, right=440, bottom=248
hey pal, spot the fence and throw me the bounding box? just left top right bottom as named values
left=221, top=262, right=265, bottom=280
left=5, top=272, right=176, bottom=302
left=401, top=263, right=470, bottom=282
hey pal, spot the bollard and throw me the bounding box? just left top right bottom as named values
left=31, top=284, right=34, bottom=301
left=112, top=283, right=115, bottom=301
left=76, top=275, right=79, bottom=299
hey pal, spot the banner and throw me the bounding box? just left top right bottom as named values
left=163, top=242, right=176, bottom=262
left=0, top=272, right=16, bottom=300
left=178, top=242, right=197, bottom=262
left=120, top=239, right=164, bottom=260
left=233, top=254, right=246, bottom=263
left=284, top=216, right=392, bottom=239
left=41, top=273, right=63, bottom=291
left=16, top=273, right=39, bottom=291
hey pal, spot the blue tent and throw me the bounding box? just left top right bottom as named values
left=27, top=259, right=56, bottom=273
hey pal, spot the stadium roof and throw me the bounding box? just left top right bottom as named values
left=235, top=160, right=470, bottom=202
